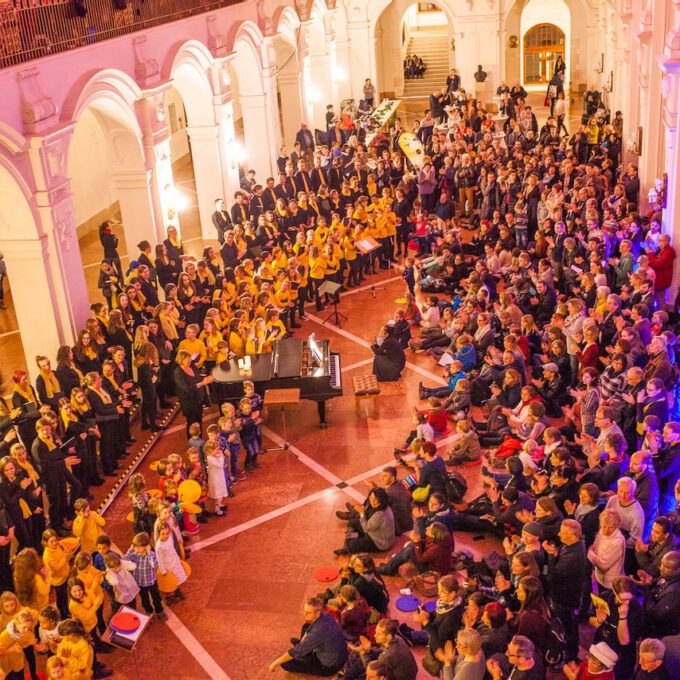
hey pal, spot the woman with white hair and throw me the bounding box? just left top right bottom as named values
left=437, top=628, right=486, bottom=680
left=587, top=509, right=626, bottom=592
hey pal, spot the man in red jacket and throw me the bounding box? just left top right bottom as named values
left=647, top=234, right=676, bottom=310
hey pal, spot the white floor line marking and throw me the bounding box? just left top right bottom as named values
left=341, top=358, right=374, bottom=373
left=305, top=313, right=447, bottom=386
left=261, top=426, right=363, bottom=502
left=0, top=330, right=19, bottom=338
left=189, top=488, right=340, bottom=552
left=343, top=432, right=460, bottom=487
left=303, top=275, right=402, bottom=309
left=164, top=609, right=232, bottom=680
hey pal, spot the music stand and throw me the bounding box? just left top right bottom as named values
left=319, top=280, right=347, bottom=327
left=102, top=606, right=152, bottom=677
left=263, top=388, right=300, bottom=452
left=356, top=237, right=387, bottom=298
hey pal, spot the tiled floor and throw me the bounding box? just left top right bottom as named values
left=86, top=270, right=501, bottom=680
left=0, top=91, right=588, bottom=678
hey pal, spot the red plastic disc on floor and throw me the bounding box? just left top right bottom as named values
left=110, top=611, right=141, bottom=634
left=314, top=566, right=340, bottom=582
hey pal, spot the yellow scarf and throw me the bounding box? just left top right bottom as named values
left=14, top=458, right=38, bottom=485
left=61, top=410, right=78, bottom=430
left=14, top=385, right=37, bottom=407
left=83, top=346, right=97, bottom=360
left=38, top=434, right=56, bottom=451
left=39, top=370, right=61, bottom=399
left=71, top=396, right=90, bottom=415
left=168, top=236, right=181, bottom=248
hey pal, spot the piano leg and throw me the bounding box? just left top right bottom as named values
left=317, top=400, right=328, bottom=428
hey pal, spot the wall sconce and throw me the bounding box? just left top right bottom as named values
left=227, top=140, right=245, bottom=169
left=164, top=184, right=188, bottom=221
left=602, top=70, right=613, bottom=94
left=649, top=174, right=668, bottom=209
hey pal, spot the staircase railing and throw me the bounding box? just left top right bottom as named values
left=0, top=0, right=242, bottom=69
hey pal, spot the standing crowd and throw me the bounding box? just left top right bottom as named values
left=266, top=70, right=680, bottom=680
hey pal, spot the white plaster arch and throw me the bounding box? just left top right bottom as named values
left=520, top=0, right=571, bottom=88
left=65, top=69, right=154, bottom=263
left=0, top=153, right=40, bottom=240
left=275, top=6, right=301, bottom=47
left=503, top=0, right=594, bottom=89
left=62, top=69, right=143, bottom=133
left=371, top=0, right=457, bottom=39
left=373, top=0, right=456, bottom=97
left=228, top=20, right=275, bottom=178
left=0, top=123, right=28, bottom=156
left=168, top=40, right=217, bottom=128
left=231, top=21, right=266, bottom=98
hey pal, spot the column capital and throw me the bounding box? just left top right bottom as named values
left=658, top=56, right=680, bottom=130
left=239, top=93, right=267, bottom=109
left=27, top=124, right=74, bottom=193
left=0, top=235, right=47, bottom=261
left=665, top=0, right=680, bottom=61
left=111, top=168, right=152, bottom=190
left=136, top=83, right=173, bottom=145
left=185, top=125, right=220, bottom=142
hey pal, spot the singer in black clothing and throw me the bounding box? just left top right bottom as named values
left=371, top=326, right=406, bottom=382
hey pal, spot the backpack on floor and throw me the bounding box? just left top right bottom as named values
left=445, top=470, right=468, bottom=504
left=544, top=615, right=568, bottom=668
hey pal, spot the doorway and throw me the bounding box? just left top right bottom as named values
left=523, top=23, right=564, bottom=85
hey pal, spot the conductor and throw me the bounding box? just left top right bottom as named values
left=371, top=326, right=406, bottom=382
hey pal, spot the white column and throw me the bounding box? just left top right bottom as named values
left=136, top=87, right=181, bottom=238
left=348, top=19, right=376, bottom=102
left=186, top=124, right=226, bottom=241
left=277, top=71, right=305, bottom=148
left=240, top=93, right=274, bottom=179
left=214, top=95, right=240, bottom=202
left=111, top=169, right=161, bottom=247
left=638, top=2, right=665, bottom=208
left=2, top=237, right=81, bottom=381
left=310, top=50, right=331, bottom=129
left=26, top=128, right=91, bottom=342
left=659, top=10, right=680, bottom=301
left=334, top=37, right=353, bottom=102
left=261, top=43, right=282, bottom=168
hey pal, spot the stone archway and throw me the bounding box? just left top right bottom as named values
left=229, top=21, right=277, bottom=181
left=373, top=0, right=455, bottom=98
left=169, top=41, right=227, bottom=242
left=65, top=69, right=160, bottom=293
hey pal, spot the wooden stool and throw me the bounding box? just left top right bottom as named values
left=353, top=374, right=381, bottom=416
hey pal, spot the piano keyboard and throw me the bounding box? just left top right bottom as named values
left=330, top=354, right=341, bottom=389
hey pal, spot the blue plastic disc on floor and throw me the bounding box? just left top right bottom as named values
left=423, top=601, right=437, bottom=613
left=396, top=594, right=421, bottom=612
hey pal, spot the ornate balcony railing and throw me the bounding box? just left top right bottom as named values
left=0, top=0, right=242, bottom=68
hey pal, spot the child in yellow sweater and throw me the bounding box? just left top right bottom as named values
left=42, top=529, right=73, bottom=619
left=72, top=552, right=106, bottom=637
left=57, top=618, right=101, bottom=679
left=72, top=499, right=106, bottom=555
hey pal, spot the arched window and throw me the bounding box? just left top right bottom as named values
left=524, top=23, right=565, bottom=85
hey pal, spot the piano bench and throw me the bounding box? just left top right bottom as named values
left=353, top=375, right=381, bottom=417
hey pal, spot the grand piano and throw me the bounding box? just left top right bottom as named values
left=211, top=335, right=342, bottom=426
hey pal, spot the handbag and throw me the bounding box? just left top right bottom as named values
left=544, top=96, right=550, bottom=107
left=413, top=570, right=440, bottom=598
